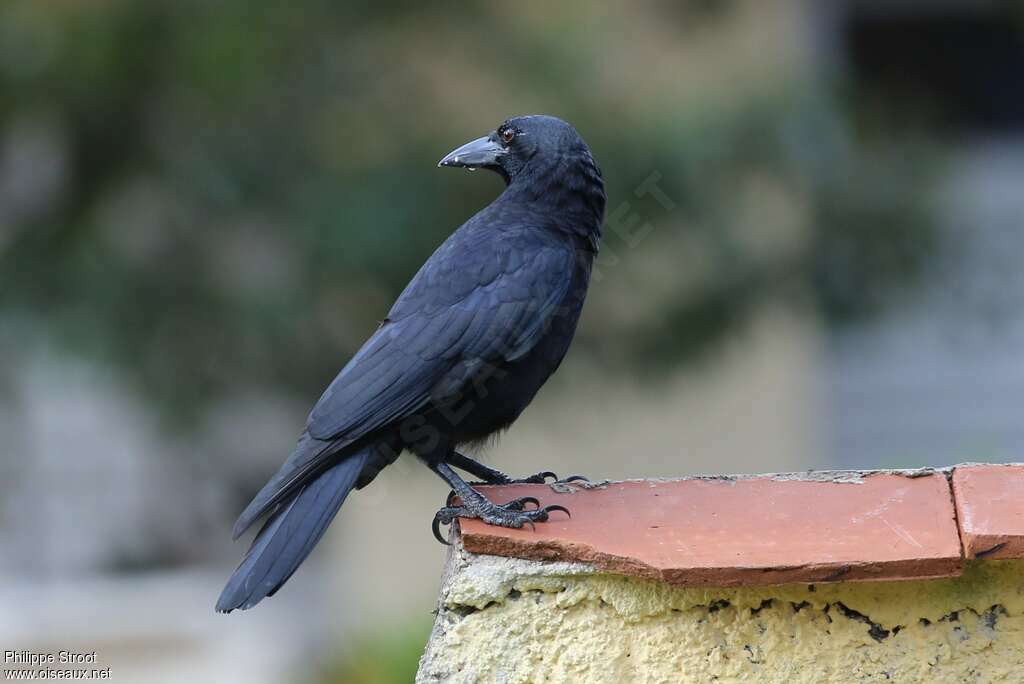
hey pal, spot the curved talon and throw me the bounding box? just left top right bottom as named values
left=432, top=516, right=450, bottom=545
left=542, top=504, right=571, bottom=518
left=518, top=471, right=557, bottom=484
left=505, top=496, right=540, bottom=511
left=431, top=491, right=569, bottom=542
left=561, top=475, right=589, bottom=484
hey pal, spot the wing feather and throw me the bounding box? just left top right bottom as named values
left=306, top=231, right=574, bottom=442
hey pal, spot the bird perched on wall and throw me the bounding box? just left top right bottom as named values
left=217, top=115, right=606, bottom=612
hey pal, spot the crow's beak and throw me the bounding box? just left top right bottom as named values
left=438, top=135, right=505, bottom=169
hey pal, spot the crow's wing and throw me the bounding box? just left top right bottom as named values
left=307, top=228, right=575, bottom=441
left=233, top=228, right=575, bottom=536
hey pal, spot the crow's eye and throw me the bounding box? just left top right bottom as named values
left=500, top=127, right=516, bottom=144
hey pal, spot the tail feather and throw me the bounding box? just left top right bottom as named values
left=231, top=430, right=334, bottom=540
left=216, top=447, right=370, bottom=613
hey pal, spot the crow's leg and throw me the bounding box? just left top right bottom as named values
left=444, top=451, right=516, bottom=484
left=429, top=461, right=570, bottom=544
left=442, top=451, right=590, bottom=509
left=446, top=451, right=588, bottom=486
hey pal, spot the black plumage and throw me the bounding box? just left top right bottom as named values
left=217, top=115, right=605, bottom=612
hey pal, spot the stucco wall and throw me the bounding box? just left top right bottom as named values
left=417, top=541, right=1024, bottom=683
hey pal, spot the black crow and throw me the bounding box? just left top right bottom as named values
left=217, top=115, right=605, bottom=612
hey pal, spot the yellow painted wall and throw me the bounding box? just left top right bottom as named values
left=418, top=545, right=1024, bottom=683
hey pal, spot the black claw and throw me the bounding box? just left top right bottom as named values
left=505, top=496, right=540, bottom=511
left=542, top=504, right=571, bottom=518
left=518, top=471, right=557, bottom=484
left=431, top=489, right=570, bottom=542
left=432, top=516, right=450, bottom=545
left=561, top=475, right=589, bottom=483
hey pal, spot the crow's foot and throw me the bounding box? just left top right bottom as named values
left=444, top=473, right=589, bottom=507
left=432, top=496, right=570, bottom=545
left=429, top=460, right=576, bottom=545
left=509, top=472, right=590, bottom=485
left=445, top=452, right=589, bottom=486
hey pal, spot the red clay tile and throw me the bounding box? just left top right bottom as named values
left=457, top=473, right=963, bottom=586
left=953, top=464, right=1024, bottom=559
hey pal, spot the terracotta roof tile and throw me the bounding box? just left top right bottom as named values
left=953, top=464, right=1024, bottom=560
left=458, top=472, right=964, bottom=586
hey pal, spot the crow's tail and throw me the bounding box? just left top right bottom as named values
left=215, top=446, right=370, bottom=613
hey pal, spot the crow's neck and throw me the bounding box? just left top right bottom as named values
left=500, top=156, right=605, bottom=252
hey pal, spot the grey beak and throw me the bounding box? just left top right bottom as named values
left=438, top=135, right=506, bottom=168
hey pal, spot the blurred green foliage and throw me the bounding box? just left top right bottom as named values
left=0, top=0, right=943, bottom=422
left=312, top=617, right=431, bottom=684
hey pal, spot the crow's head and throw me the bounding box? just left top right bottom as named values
left=439, top=115, right=599, bottom=187
left=439, top=115, right=605, bottom=244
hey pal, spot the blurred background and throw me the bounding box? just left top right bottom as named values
left=2, top=0, right=1023, bottom=681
